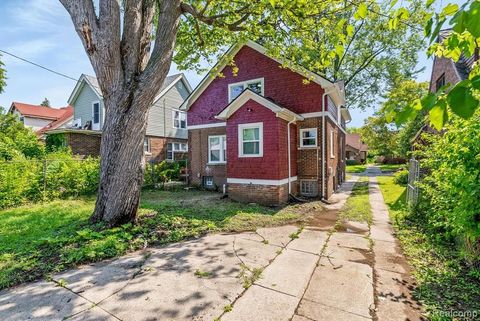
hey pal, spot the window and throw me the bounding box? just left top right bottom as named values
left=208, top=135, right=227, bottom=163
left=300, top=180, right=318, bottom=197
left=144, top=138, right=150, bottom=153
left=167, top=142, right=188, bottom=161
left=300, top=128, right=317, bottom=147
left=92, top=102, right=100, bottom=124
left=173, top=110, right=187, bottom=129
left=239, top=122, right=263, bottom=157
left=19, top=116, right=25, bottom=124
left=228, top=78, right=264, bottom=102
left=436, top=73, right=445, bottom=92
left=330, top=130, right=335, bottom=158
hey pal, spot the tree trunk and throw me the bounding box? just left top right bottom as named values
left=89, top=93, right=150, bottom=227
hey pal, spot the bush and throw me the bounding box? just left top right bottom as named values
left=416, top=111, right=480, bottom=262
left=393, top=169, right=408, bottom=185
left=144, top=160, right=185, bottom=188
left=0, top=150, right=99, bottom=209
left=346, top=159, right=360, bottom=165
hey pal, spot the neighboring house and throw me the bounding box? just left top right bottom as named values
left=183, top=40, right=351, bottom=205
left=46, top=73, right=192, bottom=161
left=346, top=133, right=368, bottom=164
left=413, top=29, right=479, bottom=146
left=8, top=102, right=73, bottom=135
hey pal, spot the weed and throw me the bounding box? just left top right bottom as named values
left=223, top=304, right=233, bottom=313
left=194, top=269, right=212, bottom=278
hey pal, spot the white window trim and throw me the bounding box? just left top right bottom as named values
left=238, top=122, right=263, bottom=157
left=172, top=110, right=187, bottom=129
left=144, top=137, right=151, bottom=155
left=208, top=135, right=227, bottom=164
left=92, top=101, right=101, bottom=125
left=228, top=77, right=264, bottom=102
left=330, top=130, right=335, bottom=158
left=299, top=128, right=317, bottom=148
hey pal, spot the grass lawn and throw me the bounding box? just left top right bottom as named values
left=346, top=164, right=367, bottom=173
left=377, top=164, right=405, bottom=172
left=338, top=177, right=371, bottom=224
left=0, top=189, right=306, bottom=290
left=377, top=176, right=480, bottom=320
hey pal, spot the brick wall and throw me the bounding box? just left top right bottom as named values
left=188, top=46, right=328, bottom=126
left=188, top=126, right=227, bottom=188
left=146, top=136, right=188, bottom=162
left=429, top=56, right=461, bottom=93
left=65, top=132, right=101, bottom=157
left=228, top=182, right=293, bottom=206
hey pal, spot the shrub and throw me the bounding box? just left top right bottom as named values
left=346, top=159, right=360, bottom=165
left=144, top=160, right=185, bottom=187
left=393, top=169, right=408, bottom=185
left=416, top=111, right=480, bottom=261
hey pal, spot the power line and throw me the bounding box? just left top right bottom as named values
left=0, top=49, right=79, bottom=82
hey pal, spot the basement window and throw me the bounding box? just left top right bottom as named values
left=203, top=176, right=214, bottom=189
left=300, top=180, right=318, bottom=197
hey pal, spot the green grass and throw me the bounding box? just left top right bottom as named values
left=338, top=177, right=371, bottom=224
left=377, top=176, right=480, bottom=320
left=346, top=164, right=367, bottom=173
left=377, top=164, right=405, bottom=172
left=0, top=190, right=304, bottom=290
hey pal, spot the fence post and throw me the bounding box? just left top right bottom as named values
left=43, top=159, right=47, bottom=201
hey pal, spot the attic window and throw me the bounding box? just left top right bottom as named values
left=228, top=78, right=264, bottom=102
left=436, top=73, right=445, bottom=92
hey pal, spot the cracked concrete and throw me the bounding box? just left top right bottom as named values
left=0, top=170, right=423, bottom=321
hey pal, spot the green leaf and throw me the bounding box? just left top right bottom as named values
left=441, top=3, right=459, bottom=17
left=446, top=85, right=479, bottom=119
left=429, top=100, right=448, bottom=130
left=421, top=92, right=437, bottom=111
left=470, top=75, right=480, bottom=89
left=426, top=0, right=436, bottom=8
left=425, top=17, right=433, bottom=37
left=465, top=2, right=480, bottom=37
left=346, top=25, right=355, bottom=37
left=335, top=44, right=344, bottom=56
left=355, top=3, right=368, bottom=20
left=451, top=10, right=467, bottom=33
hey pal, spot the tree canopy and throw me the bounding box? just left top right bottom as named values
left=0, top=54, right=6, bottom=94
left=0, top=113, right=44, bottom=161
left=40, top=98, right=51, bottom=107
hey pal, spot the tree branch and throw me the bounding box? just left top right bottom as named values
left=345, top=46, right=386, bottom=85
left=180, top=2, right=251, bottom=31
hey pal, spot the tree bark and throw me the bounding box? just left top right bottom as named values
left=60, top=0, right=182, bottom=226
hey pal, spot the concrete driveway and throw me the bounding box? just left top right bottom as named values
left=0, top=170, right=423, bottom=321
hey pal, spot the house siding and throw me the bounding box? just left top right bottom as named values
left=226, top=99, right=293, bottom=180
left=188, top=46, right=328, bottom=127
left=147, top=80, right=189, bottom=139
left=73, top=82, right=104, bottom=128
left=429, top=56, right=461, bottom=93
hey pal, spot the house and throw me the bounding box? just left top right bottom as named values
left=413, top=29, right=479, bottom=146
left=346, top=133, right=368, bottom=164
left=45, top=73, right=192, bottom=161
left=8, top=102, right=73, bottom=134
left=183, top=41, right=350, bottom=205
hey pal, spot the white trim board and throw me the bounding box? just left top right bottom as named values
left=187, top=122, right=226, bottom=130
left=300, top=112, right=347, bottom=134
left=216, top=89, right=303, bottom=122
left=227, top=176, right=298, bottom=186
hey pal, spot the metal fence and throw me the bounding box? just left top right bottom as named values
left=407, top=158, right=420, bottom=205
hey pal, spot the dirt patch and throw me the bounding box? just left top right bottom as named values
left=305, top=209, right=339, bottom=231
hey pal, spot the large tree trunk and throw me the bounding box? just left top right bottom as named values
left=90, top=94, right=150, bottom=226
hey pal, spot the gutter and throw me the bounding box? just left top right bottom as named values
left=287, top=118, right=295, bottom=195
left=321, top=86, right=336, bottom=199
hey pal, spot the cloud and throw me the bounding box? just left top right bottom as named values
left=8, top=0, right=67, bottom=31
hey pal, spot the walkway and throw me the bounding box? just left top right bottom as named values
left=0, top=169, right=423, bottom=321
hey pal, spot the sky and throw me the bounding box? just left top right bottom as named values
left=0, top=0, right=437, bottom=128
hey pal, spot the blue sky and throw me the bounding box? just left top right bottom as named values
left=0, top=0, right=435, bottom=127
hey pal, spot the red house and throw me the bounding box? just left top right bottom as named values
left=183, top=41, right=351, bottom=205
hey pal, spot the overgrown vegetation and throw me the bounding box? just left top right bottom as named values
left=0, top=190, right=303, bottom=290
left=338, top=178, right=371, bottom=224
left=377, top=176, right=480, bottom=320
left=346, top=164, right=367, bottom=173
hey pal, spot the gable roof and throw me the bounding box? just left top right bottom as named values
left=68, top=73, right=192, bottom=106
left=9, top=102, right=72, bottom=121
left=181, top=40, right=346, bottom=111
left=37, top=106, right=74, bottom=136
left=438, top=29, right=479, bottom=80
left=215, top=89, right=304, bottom=122
left=346, top=133, right=368, bottom=152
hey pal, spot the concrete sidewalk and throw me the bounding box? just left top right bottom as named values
left=0, top=172, right=423, bottom=321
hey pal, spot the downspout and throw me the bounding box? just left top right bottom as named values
left=321, top=87, right=335, bottom=200
left=287, top=118, right=295, bottom=195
